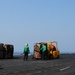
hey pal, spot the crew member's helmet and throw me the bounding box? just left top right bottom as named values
left=25, top=43, right=28, bottom=46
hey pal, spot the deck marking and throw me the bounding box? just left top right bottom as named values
left=60, top=66, right=71, bottom=71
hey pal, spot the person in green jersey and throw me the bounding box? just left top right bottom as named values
left=23, top=43, right=30, bottom=61
left=40, top=44, right=47, bottom=60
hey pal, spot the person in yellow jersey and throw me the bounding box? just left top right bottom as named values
left=23, top=43, right=30, bottom=61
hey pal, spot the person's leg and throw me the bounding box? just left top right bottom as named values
left=45, top=51, right=47, bottom=60
left=26, top=52, right=28, bottom=61
left=42, top=52, right=44, bottom=60
left=23, top=53, right=25, bottom=61
left=46, top=50, right=49, bottom=60
left=43, top=51, right=45, bottom=60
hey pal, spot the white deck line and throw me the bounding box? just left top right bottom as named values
left=60, top=66, right=71, bottom=71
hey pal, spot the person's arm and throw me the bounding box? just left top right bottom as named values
left=40, top=47, right=43, bottom=50
left=23, top=47, right=25, bottom=53
left=28, top=47, right=30, bottom=53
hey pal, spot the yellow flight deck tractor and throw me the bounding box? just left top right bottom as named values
left=34, top=41, right=60, bottom=59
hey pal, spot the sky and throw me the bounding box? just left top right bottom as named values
left=0, top=0, right=75, bottom=54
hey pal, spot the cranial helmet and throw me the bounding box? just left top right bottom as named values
left=25, top=43, right=28, bottom=46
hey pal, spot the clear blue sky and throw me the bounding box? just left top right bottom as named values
left=0, top=0, right=75, bottom=53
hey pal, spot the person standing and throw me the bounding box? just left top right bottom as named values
left=40, top=44, right=47, bottom=60
left=23, top=43, right=30, bottom=61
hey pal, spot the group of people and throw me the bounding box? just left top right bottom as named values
left=23, top=43, right=47, bottom=61
left=23, top=43, right=56, bottom=61
left=40, top=43, right=56, bottom=60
